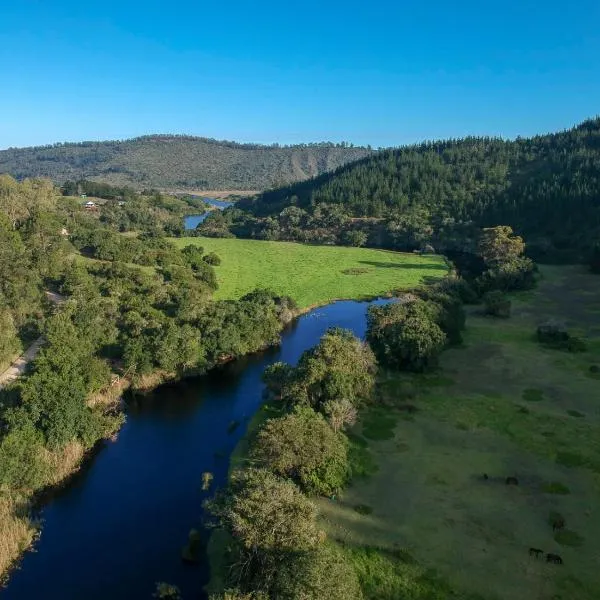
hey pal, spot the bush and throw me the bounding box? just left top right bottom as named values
left=203, top=252, right=222, bottom=266
left=483, top=291, right=511, bottom=318
left=251, top=406, right=350, bottom=496
left=536, top=320, right=587, bottom=352
left=367, top=299, right=446, bottom=371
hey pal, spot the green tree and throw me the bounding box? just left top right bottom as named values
left=291, top=328, right=377, bottom=410
left=478, top=226, right=525, bottom=267
left=207, top=468, right=321, bottom=552
left=272, top=544, right=364, bottom=600
left=343, top=230, right=368, bottom=247
left=251, top=406, right=350, bottom=496
left=367, top=299, right=446, bottom=371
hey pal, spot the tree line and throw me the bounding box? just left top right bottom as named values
left=213, top=117, right=600, bottom=264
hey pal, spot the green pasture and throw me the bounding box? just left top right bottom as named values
left=319, top=265, right=600, bottom=600
left=171, top=237, right=447, bottom=308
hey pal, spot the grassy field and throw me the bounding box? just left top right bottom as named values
left=318, top=265, right=600, bottom=600
left=171, top=237, right=448, bottom=308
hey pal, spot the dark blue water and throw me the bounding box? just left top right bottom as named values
left=184, top=198, right=234, bottom=230
left=2, top=298, right=390, bottom=600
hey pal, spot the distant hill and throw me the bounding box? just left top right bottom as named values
left=230, top=117, right=600, bottom=261
left=0, top=135, right=372, bottom=191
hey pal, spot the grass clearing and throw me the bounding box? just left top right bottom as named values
left=171, top=237, right=448, bottom=308
left=319, top=265, right=600, bottom=600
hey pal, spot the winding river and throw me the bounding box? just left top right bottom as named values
left=3, top=298, right=391, bottom=600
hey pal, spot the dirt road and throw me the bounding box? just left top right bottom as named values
left=0, top=291, right=65, bottom=390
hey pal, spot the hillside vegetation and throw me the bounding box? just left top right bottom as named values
left=225, top=118, right=600, bottom=262
left=172, top=237, right=448, bottom=308
left=0, top=136, right=371, bottom=191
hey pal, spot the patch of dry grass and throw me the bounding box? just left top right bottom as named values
left=0, top=494, right=36, bottom=584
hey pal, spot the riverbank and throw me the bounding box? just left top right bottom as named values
left=0, top=378, right=126, bottom=583
left=204, top=265, right=600, bottom=600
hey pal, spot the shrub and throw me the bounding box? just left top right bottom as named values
left=483, top=290, right=511, bottom=318
left=536, top=320, right=587, bottom=352
left=203, top=252, right=222, bottom=266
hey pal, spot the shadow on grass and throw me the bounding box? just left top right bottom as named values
left=358, top=260, right=447, bottom=271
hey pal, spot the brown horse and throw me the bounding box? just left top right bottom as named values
left=529, top=547, right=543, bottom=559
left=546, top=553, right=563, bottom=564
left=505, top=476, right=519, bottom=485
left=552, top=517, right=565, bottom=532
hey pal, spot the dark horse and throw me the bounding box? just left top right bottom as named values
left=505, top=476, right=519, bottom=485
left=546, top=553, right=563, bottom=564
left=552, top=517, right=565, bottom=532
left=529, top=547, right=543, bottom=559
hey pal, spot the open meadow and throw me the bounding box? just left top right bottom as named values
left=172, top=237, right=448, bottom=308
left=318, top=265, right=600, bottom=600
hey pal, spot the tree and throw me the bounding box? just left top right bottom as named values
left=293, top=328, right=377, bottom=410
left=207, top=468, right=321, bottom=552
left=271, top=544, right=364, bottom=600
left=367, top=299, right=446, bottom=371
left=251, top=406, right=350, bottom=496
left=478, top=226, right=525, bottom=267
left=483, top=290, right=511, bottom=318
left=323, top=398, right=357, bottom=433
left=343, top=230, right=368, bottom=247
left=0, top=306, right=21, bottom=371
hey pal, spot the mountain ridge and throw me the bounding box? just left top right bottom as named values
left=0, top=135, right=372, bottom=191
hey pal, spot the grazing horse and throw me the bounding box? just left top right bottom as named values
left=505, top=476, right=519, bottom=485
left=552, top=517, right=565, bottom=532
left=482, top=473, right=489, bottom=481
left=529, top=547, right=543, bottom=559
left=546, top=553, right=563, bottom=564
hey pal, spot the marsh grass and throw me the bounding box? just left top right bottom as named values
left=0, top=494, right=36, bottom=583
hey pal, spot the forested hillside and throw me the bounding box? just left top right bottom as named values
left=224, top=118, right=600, bottom=261
left=0, top=136, right=371, bottom=191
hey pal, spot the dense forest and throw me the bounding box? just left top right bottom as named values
left=215, top=118, right=600, bottom=262
left=0, top=136, right=371, bottom=191
left=0, top=176, right=296, bottom=579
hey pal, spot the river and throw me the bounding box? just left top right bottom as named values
left=2, top=298, right=391, bottom=600
left=184, top=198, right=234, bottom=230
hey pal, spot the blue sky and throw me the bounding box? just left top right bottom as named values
left=1, top=0, right=599, bottom=148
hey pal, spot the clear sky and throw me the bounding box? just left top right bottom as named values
left=1, top=0, right=599, bottom=149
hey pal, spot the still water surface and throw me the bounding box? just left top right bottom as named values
left=3, top=298, right=390, bottom=600
left=184, top=198, right=234, bottom=230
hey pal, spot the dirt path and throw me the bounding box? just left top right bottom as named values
left=0, top=291, right=65, bottom=390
